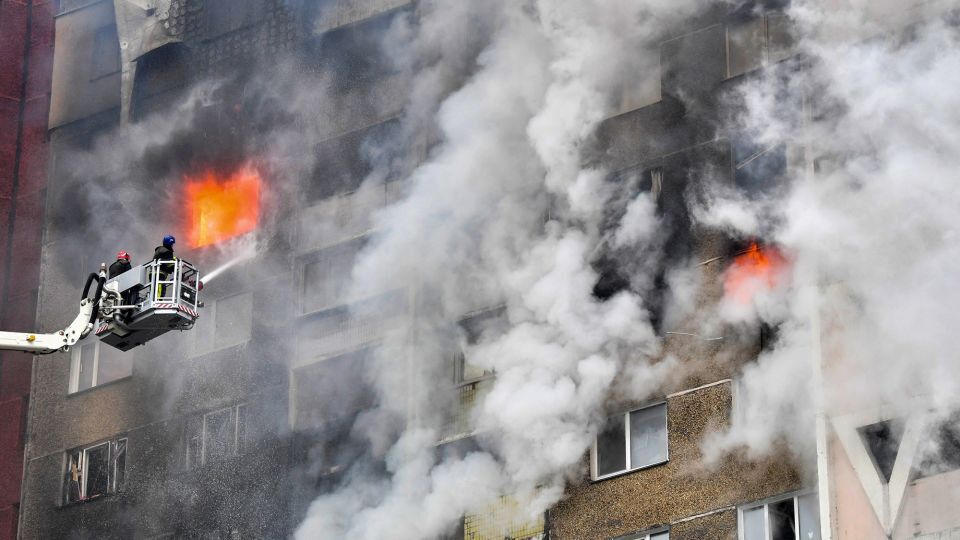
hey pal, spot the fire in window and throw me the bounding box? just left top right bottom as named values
left=184, top=163, right=262, bottom=248
left=185, top=404, right=248, bottom=469
left=64, top=438, right=127, bottom=504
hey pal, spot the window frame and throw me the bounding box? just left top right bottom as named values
left=298, top=235, right=369, bottom=316
left=63, top=437, right=128, bottom=505
left=591, top=401, right=669, bottom=481
left=614, top=527, right=670, bottom=540
left=68, top=341, right=133, bottom=394
left=737, top=490, right=819, bottom=540
left=185, top=404, right=247, bottom=469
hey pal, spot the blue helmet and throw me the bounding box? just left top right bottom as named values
left=163, top=235, right=176, bottom=248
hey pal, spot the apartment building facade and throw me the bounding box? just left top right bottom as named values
left=11, top=0, right=960, bottom=539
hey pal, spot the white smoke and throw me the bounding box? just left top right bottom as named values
left=702, top=1, right=960, bottom=471
left=297, top=0, right=714, bottom=538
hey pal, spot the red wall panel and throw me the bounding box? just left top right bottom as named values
left=0, top=1, right=54, bottom=537
left=0, top=396, right=26, bottom=509
left=0, top=2, right=28, bottom=101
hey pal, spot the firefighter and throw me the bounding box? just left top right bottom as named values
left=108, top=251, right=132, bottom=278
left=153, top=235, right=176, bottom=261
left=153, top=235, right=177, bottom=300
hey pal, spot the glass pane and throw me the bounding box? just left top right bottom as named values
left=630, top=404, right=668, bottom=469
left=185, top=415, right=203, bottom=469
left=742, top=506, right=766, bottom=540
left=798, top=494, right=821, bottom=540
left=204, top=409, right=234, bottom=463
left=113, top=439, right=127, bottom=492
left=84, top=444, right=110, bottom=498
left=65, top=451, right=82, bottom=503
left=651, top=532, right=670, bottom=540
left=770, top=498, right=797, bottom=540
left=97, top=343, right=132, bottom=385
left=596, top=414, right=627, bottom=477
left=76, top=343, right=96, bottom=391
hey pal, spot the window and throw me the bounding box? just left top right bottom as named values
left=193, top=292, right=253, bottom=355
left=726, top=12, right=794, bottom=78
left=592, top=402, right=668, bottom=480
left=69, top=341, right=133, bottom=393
left=185, top=405, right=247, bottom=469
left=739, top=492, right=820, bottom=540
left=64, top=438, right=127, bottom=504
left=301, top=237, right=366, bottom=314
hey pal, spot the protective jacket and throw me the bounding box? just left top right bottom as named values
left=109, top=259, right=132, bottom=278
left=153, top=245, right=175, bottom=261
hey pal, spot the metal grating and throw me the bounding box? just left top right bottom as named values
left=463, top=496, right=545, bottom=540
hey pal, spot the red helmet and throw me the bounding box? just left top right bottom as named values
left=117, top=251, right=130, bottom=261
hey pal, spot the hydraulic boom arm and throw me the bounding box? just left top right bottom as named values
left=0, top=266, right=106, bottom=354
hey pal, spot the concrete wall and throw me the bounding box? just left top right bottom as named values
left=549, top=382, right=803, bottom=539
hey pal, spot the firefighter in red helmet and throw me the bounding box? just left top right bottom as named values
left=109, top=251, right=132, bottom=278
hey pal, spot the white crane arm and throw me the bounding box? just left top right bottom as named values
left=0, top=298, right=97, bottom=354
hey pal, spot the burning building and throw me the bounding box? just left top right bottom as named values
left=2, top=0, right=960, bottom=539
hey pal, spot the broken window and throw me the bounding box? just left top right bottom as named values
left=301, top=237, right=367, bottom=314
left=63, top=438, right=127, bottom=504
left=740, top=492, right=821, bottom=540
left=69, top=341, right=133, bottom=394
left=592, top=402, right=668, bottom=480
left=726, top=12, right=795, bottom=78
left=858, top=419, right=905, bottom=483
left=185, top=405, right=247, bottom=469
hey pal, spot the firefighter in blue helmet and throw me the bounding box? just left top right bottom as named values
left=154, top=235, right=176, bottom=261
left=153, top=235, right=176, bottom=299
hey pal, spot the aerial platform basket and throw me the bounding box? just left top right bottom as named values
left=96, top=259, right=201, bottom=351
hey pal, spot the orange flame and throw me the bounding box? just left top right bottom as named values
left=184, top=163, right=261, bottom=248
left=723, top=242, right=788, bottom=303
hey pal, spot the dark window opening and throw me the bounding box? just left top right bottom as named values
left=859, top=419, right=905, bottom=483
left=768, top=498, right=797, bottom=540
